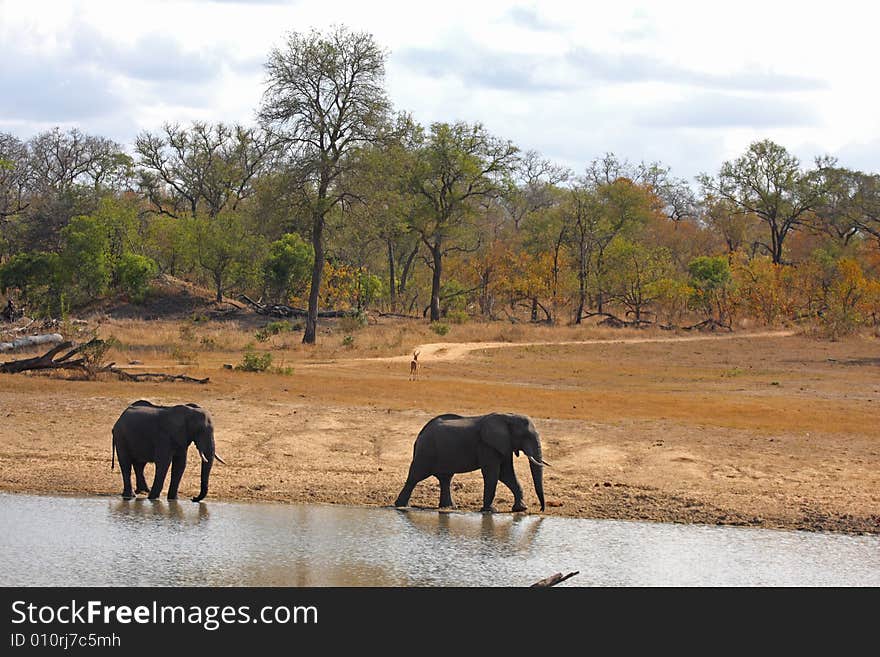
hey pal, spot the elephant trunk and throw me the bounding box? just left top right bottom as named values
left=529, top=446, right=545, bottom=512
left=192, top=432, right=215, bottom=503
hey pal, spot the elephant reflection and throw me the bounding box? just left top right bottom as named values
left=109, top=498, right=210, bottom=523
left=397, top=507, right=544, bottom=552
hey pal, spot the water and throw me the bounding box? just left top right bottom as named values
left=1, top=493, right=877, bottom=586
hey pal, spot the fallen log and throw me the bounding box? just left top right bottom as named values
left=530, top=571, right=579, bottom=587
left=238, top=294, right=356, bottom=318
left=0, top=340, right=87, bottom=373
left=109, top=367, right=209, bottom=384
left=0, top=333, right=64, bottom=353
left=1, top=339, right=209, bottom=384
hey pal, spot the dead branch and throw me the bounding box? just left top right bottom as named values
left=109, top=367, right=209, bottom=384
left=530, top=571, right=579, bottom=587
left=238, top=294, right=355, bottom=319
left=1, top=339, right=208, bottom=383
left=680, top=319, right=732, bottom=332
left=0, top=340, right=85, bottom=373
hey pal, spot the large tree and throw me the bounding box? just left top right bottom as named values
left=408, top=121, right=518, bottom=321
left=699, top=140, right=829, bottom=264
left=258, top=25, right=390, bottom=343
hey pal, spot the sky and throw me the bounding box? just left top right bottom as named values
left=1, top=0, right=878, bottom=182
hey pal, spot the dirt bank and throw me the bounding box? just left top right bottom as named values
left=0, top=326, right=877, bottom=534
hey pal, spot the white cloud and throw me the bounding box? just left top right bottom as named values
left=0, top=0, right=877, bottom=180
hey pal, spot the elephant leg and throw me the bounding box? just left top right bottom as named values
left=133, top=462, right=150, bottom=495
left=395, top=465, right=430, bottom=507
left=438, top=474, right=455, bottom=508
left=480, top=461, right=501, bottom=513
left=148, top=459, right=171, bottom=500
left=166, top=451, right=187, bottom=500
left=500, top=457, right=526, bottom=512
left=120, top=460, right=135, bottom=500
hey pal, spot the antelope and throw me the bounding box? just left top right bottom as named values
left=409, top=351, right=420, bottom=380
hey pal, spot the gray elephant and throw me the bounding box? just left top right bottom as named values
left=111, top=400, right=224, bottom=502
left=394, top=413, right=549, bottom=513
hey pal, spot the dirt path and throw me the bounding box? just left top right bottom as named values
left=320, top=330, right=798, bottom=365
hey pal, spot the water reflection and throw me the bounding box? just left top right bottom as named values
left=109, top=498, right=210, bottom=524
left=398, top=509, right=544, bottom=554
left=1, top=493, right=878, bottom=587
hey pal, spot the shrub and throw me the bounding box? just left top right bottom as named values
left=262, top=233, right=313, bottom=304
left=236, top=345, right=272, bottom=372
left=430, top=322, right=450, bottom=336
left=342, top=334, right=355, bottom=347
left=446, top=309, right=469, bottom=324
left=339, top=313, right=367, bottom=332
left=116, top=253, right=158, bottom=303
left=255, top=321, right=294, bottom=342
left=178, top=324, right=196, bottom=342
left=60, top=215, right=112, bottom=301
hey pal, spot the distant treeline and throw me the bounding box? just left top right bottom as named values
left=1, top=27, right=878, bottom=341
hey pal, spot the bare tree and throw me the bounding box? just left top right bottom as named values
left=136, top=122, right=275, bottom=219
left=0, top=133, right=30, bottom=221
left=258, top=25, right=390, bottom=343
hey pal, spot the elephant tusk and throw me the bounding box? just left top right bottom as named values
left=197, top=449, right=208, bottom=464
left=214, top=454, right=226, bottom=465
left=527, top=455, right=545, bottom=467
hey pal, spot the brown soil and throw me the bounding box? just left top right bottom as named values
left=1, top=324, right=878, bottom=534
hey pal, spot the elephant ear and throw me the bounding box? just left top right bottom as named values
left=157, top=407, right=189, bottom=450
left=479, top=414, right=513, bottom=456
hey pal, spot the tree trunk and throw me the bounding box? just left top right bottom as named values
left=530, top=297, right=538, bottom=322
left=303, top=210, right=325, bottom=345
left=429, top=245, right=442, bottom=322
left=387, top=240, right=396, bottom=312
left=398, top=243, right=419, bottom=296
left=575, top=239, right=586, bottom=324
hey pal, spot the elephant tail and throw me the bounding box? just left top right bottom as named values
left=111, top=433, right=116, bottom=471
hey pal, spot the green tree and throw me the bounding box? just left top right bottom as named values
left=263, top=233, right=314, bottom=303
left=688, top=255, right=733, bottom=325
left=699, top=140, right=830, bottom=264
left=604, top=239, right=675, bottom=323
left=0, top=251, right=61, bottom=313
left=187, top=211, right=265, bottom=302
left=408, top=121, right=518, bottom=321
left=116, top=253, right=158, bottom=303
left=144, top=215, right=192, bottom=277
left=259, top=25, right=390, bottom=343
left=60, top=215, right=112, bottom=300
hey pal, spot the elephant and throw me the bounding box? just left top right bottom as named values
left=394, top=413, right=550, bottom=513
left=111, top=400, right=224, bottom=502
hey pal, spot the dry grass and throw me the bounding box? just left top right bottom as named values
left=1, top=317, right=878, bottom=534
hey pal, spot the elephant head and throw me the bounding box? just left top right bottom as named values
left=480, top=413, right=549, bottom=511
left=182, top=405, right=224, bottom=503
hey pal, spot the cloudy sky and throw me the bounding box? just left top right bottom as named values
left=2, top=0, right=877, bottom=181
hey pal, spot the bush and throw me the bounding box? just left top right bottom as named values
left=61, top=215, right=112, bottom=301
left=430, top=322, right=450, bottom=336
left=339, top=313, right=367, bottom=332
left=255, top=320, right=294, bottom=342
left=116, top=253, right=157, bottom=303
left=446, top=309, right=469, bottom=324
left=236, top=346, right=272, bottom=372
left=342, top=334, right=355, bottom=347
left=262, top=233, right=313, bottom=304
